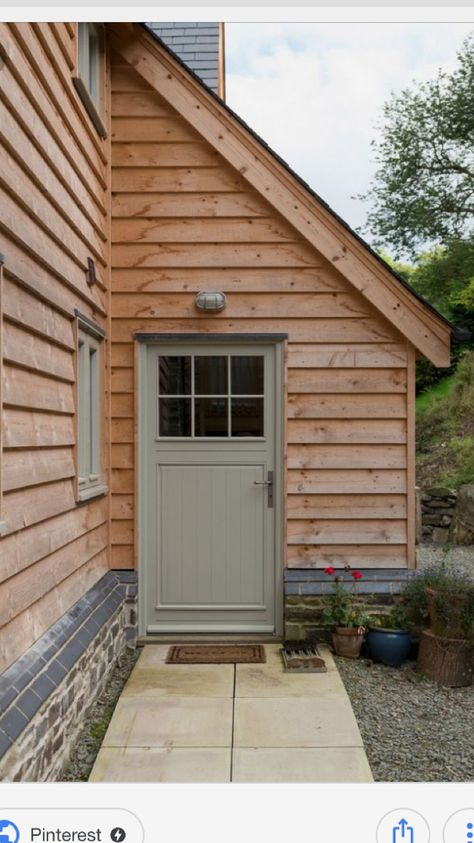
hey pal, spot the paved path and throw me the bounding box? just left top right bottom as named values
left=90, top=644, right=372, bottom=783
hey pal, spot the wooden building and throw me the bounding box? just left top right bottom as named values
left=0, top=22, right=451, bottom=779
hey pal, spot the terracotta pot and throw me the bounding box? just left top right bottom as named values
left=332, top=627, right=365, bottom=659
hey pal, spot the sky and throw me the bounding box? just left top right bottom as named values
left=225, top=23, right=473, bottom=248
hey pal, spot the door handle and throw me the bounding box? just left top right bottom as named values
left=253, top=471, right=274, bottom=507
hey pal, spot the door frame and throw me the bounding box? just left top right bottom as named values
left=135, top=333, right=287, bottom=638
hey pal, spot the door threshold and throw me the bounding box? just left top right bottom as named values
left=137, top=633, right=283, bottom=646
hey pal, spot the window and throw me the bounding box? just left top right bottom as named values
left=76, top=319, right=106, bottom=501
left=73, top=23, right=107, bottom=138
left=158, top=354, right=264, bottom=439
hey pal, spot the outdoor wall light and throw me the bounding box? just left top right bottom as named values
left=195, top=290, right=227, bottom=312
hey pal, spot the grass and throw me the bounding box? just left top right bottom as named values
left=416, top=351, right=474, bottom=489
left=416, top=373, right=457, bottom=413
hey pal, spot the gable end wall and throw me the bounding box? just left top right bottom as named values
left=110, top=55, right=414, bottom=576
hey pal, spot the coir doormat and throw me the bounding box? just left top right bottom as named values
left=166, top=644, right=266, bottom=664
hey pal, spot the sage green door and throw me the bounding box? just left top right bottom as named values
left=141, top=343, right=277, bottom=633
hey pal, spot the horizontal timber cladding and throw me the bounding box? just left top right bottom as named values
left=0, top=23, right=110, bottom=673
left=110, top=52, right=413, bottom=573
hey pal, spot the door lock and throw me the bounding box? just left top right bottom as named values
left=253, top=471, right=274, bottom=507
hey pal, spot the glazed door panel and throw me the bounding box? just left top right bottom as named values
left=143, top=344, right=276, bottom=633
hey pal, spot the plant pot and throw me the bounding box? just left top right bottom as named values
left=417, top=628, right=473, bottom=687
left=332, top=627, right=365, bottom=659
left=367, top=627, right=412, bottom=668
left=426, top=587, right=468, bottom=639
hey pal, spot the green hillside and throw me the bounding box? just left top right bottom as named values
left=416, top=352, right=474, bottom=489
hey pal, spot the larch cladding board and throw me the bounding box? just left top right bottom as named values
left=110, top=55, right=414, bottom=573
left=0, top=23, right=111, bottom=672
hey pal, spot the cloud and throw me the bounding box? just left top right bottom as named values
left=225, top=23, right=474, bottom=241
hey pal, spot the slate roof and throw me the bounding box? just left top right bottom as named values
left=147, top=22, right=220, bottom=93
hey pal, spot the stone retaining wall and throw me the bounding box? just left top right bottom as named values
left=420, top=487, right=457, bottom=544
left=417, top=484, right=474, bottom=546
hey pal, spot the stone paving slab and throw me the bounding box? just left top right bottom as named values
left=101, top=696, right=233, bottom=748
left=90, top=643, right=371, bottom=782
left=90, top=747, right=231, bottom=782
left=122, top=663, right=234, bottom=698
left=234, top=695, right=363, bottom=748
left=232, top=747, right=372, bottom=782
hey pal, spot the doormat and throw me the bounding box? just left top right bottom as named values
left=166, top=644, right=266, bottom=664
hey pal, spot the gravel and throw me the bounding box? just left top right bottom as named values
left=61, top=647, right=139, bottom=782
left=336, top=656, right=474, bottom=781
left=417, top=546, right=474, bottom=579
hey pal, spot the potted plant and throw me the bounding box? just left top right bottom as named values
left=366, top=605, right=412, bottom=668
left=403, top=564, right=474, bottom=687
left=321, top=566, right=369, bottom=659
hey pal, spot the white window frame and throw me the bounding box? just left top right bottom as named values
left=76, top=317, right=107, bottom=503
left=73, top=23, right=107, bottom=139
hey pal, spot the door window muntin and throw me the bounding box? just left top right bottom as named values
left=157, top=353, right=265, bottom=439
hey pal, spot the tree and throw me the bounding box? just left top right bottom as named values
left=360, top=34, right=474, bottom=257
left=390, top=238, right=474, bottom=392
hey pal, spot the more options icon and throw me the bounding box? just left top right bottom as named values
left=0, top=819, right=20, bottom=843
left=444, top=808, right=474, bottom=843
left=377, top=808, right=430, bottom=843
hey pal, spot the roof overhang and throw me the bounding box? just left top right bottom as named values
left=108, top=23, right=452, bottom=367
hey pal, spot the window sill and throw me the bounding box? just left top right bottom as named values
left=77, top=484, right=108, bottom=504
left=72, top=76, right=107, bottom=139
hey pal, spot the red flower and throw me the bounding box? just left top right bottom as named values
left=351, top=571, right=362, bottom=580
left=324, top=566, right=336, bottom=575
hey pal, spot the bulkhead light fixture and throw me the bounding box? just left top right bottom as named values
left=195, top=290, right=227, bottom=312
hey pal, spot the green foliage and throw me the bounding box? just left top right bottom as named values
left=416, top=351, right=474, bottom=487
left=402, top=564, right=474, bottom=642
left=442, top=436, right=474, bottom=487
left=321, top=572, right=369, bottom=629
left=409, top=239, right=474, bottom=320
left=359, top=34, right=474, bottom=257
left=415, top=374, right=456, bottom=413
left=382, top=240, right=474, bottom=393
left=368, top=604, right=411, bottom=631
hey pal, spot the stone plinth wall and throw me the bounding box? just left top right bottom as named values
left=0, top=571, right=137, bottom=782
left=284, top=569, right=415, bottom=642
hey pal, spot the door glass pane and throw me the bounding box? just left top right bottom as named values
left=159, top=398, right=191, bottom=436
left=231, top=398, right=264, bottom=437
left=195, top=356, right=227, bottom=395
left=159, top=356, right=191, bottom=395
left=231, top=356, right=264, bottom=395
left=195, top=398, right=228, bottom=437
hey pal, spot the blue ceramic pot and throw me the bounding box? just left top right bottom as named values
left=367, top=627, right=412, bottom=668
